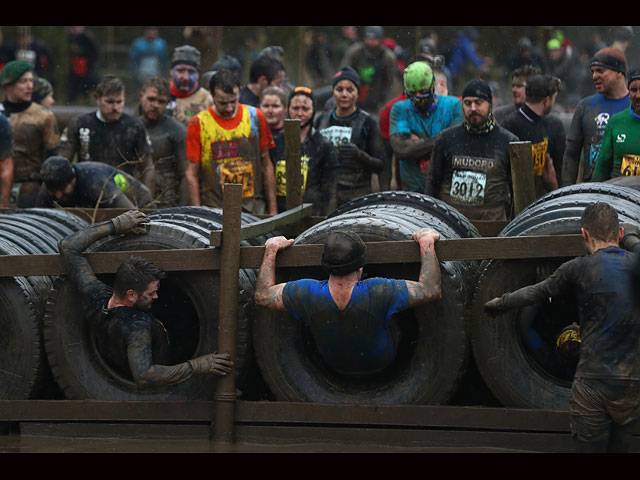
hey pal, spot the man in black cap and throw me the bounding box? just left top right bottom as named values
left=165, top=45, right=213, bottom=126
left=426, top=78, right=519, bottom=221
left=34, top=156, right=155, bottom=209
left=501, top=74, right=565, bottom=198
left=254, top=228, right=441, bottom=376
left=562, top=47, right=630, bottom=186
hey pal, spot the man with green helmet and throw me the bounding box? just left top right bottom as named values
left=389, top=60, right=462, bottom=192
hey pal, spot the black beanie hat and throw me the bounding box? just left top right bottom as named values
left=591, top=47, right=627, bottom=76
left=333, top=67, right=360, bottom=91
left=628, top=68, right=640, bottom=87
left=40, top=156, right=75, bottom=190
left=462, top=78, right=492, bottom=104
left=321, top=230, right=366, bottom=276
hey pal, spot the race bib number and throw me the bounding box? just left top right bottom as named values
left=450, top=170, right=486, bottom=205
left=219, top=160, right=255, bottom=198
left=531, top=139, right=548, bottom=176
left=275, top=156, right=309, bottom=197
left=319, top=125, right=352, bottom=147
left=621, top=155, right=640, bottom=176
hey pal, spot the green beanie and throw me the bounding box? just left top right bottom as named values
left=0, top=60, right=33, bottom=86
left=403, top=62, right=434, bottom=93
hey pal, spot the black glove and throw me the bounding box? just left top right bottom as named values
left=188, top=352, right=233, bottom=376
left=111, top=210, right=150, bottom=235
left=338, top=143, right=383, bottom=173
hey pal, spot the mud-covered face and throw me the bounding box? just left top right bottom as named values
left=96, top=92, right=125, bottom=123
left=171, top=64, right=199, bottom=93
left=140, top=86, right=169, bottom=122
left=212, top=86, right=240, bottom=118
left=133, top=280, right=160, bottom=311
left=289, top=95, right=314, bottom=127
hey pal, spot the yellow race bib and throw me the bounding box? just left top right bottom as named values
left=274, top=156, right=309, bottom=197
left=621, top=154, right=640, bottom=176
left=531, top=139, right=548, bottom=176
left=219, top=160, right=255, bottom=197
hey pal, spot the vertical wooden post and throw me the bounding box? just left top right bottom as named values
left=285, top=119, right=303, bottom=211
left=212, top=183, right=243, bottom=444
left=510, top=141, right=536, bottom=216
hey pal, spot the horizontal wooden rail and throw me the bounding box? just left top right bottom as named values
left=0, top=235, right=585, bottom=277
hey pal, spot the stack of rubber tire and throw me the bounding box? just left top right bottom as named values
left=42, top=206, right=270, bottom=400
left=252, top=191, right=482, bottom=405
left=471, top=183, right=640, bottom=409
left=0, top=209, right=89, bottom=401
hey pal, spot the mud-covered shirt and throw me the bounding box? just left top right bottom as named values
left=166, top=87, right=213, bottom=127
left=269, top=127, right=338, bottom=215
left=502, top=247, right=640, bottom=380
left=389, top=95, right=463, bottom=192
left=58, top=222, right=195, bottom=388
left=426, top=123, right=519, bottom=221
left=58, top=111, right=154, bottom=186
left=500, top=104, right=566, bottom=198
left=314, top=108, right=383, bottom=192
left=562, top=92, right=629, bottom=185
left=144, top=114, right=187, bottom=207
left=34, top=161, right=154, bottom=209
left=593, top=107, right=640, bottom=181
left=186, top=104, right=274, bottom=213
left=282, top=277, right=409, bottom=376
left=1, top=100, right=59, bottom=182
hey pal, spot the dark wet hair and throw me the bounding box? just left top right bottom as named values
left=210, top=70, right=241, bottom=95
left=581, top=202, right=620, bottom=243
left=249, top=55, right=284, bottom=84
left=95, top=74, right=124, bottom=97
left=113, top=256, right=166, bottom=298
left=141, top=76, right=170, bottom=97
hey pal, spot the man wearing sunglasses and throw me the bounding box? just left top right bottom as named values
left=389, top=61, right=463, bottom=193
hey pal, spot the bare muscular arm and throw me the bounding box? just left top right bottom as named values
left=254, top=236, right=295, bottom=310
left=405, top=229, right=442, bottom=307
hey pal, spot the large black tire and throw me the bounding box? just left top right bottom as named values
left=0, top=277, right=44, bottom=399
left=253, top=198, right=477, bottom=405
left=605, top=176, right=640, bottom=191
left=0, top=209, right=89, bottom=400
left=471, top=184, right=640, bottom=409
left=43, top=218, right=255, bottom=400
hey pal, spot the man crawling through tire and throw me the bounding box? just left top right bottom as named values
left=58, top=210, right=233, bottom=388
left=484, top=202, right=640, bottom=453
left=254, top=228, right=442, bottom=377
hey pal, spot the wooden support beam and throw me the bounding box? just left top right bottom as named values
left=213, top=184, right=243, bottom=444
left=209, top=203, right=312, bottom=247
left=0, top=235, right=586, bottom=277
left=510, top=141, right=537, bottom=216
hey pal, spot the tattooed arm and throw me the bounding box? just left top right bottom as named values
left=254, top=236, right=295, bottom=310
left=405, top=229, right=442, bottom=307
